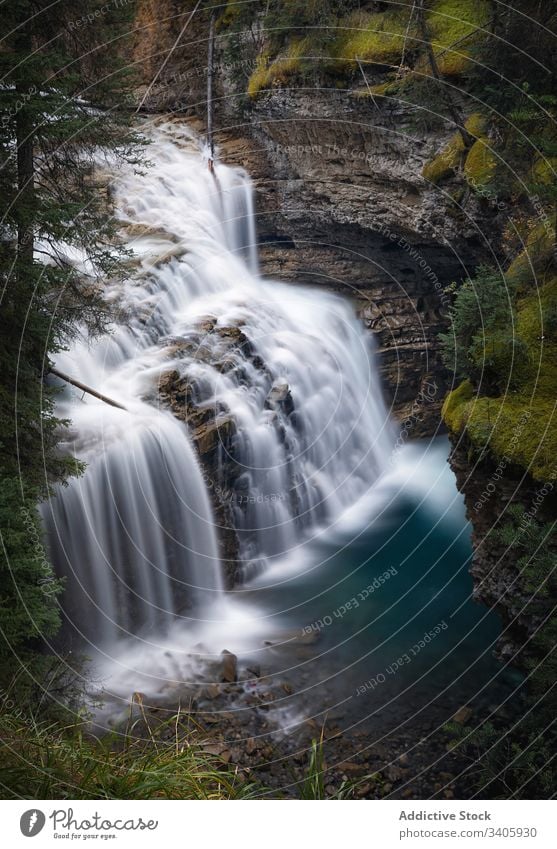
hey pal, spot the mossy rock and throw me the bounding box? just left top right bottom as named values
left=443, top=387, right=557, bottom=482
left=442, top=379, right=473, bottom=431
left=428, top=0, right=490, bottom=77
left=443, top=277, right=557, bottom=481
left=247, top=40, right=308, bottom=98
left=331, top=8, right=410, bottom=70
left=465, top=112, right=487, bottom=138
left=531, top=155, right=557, bottom=186
left=423, top=113, right=487, bottom=183
left=423, top=133, right=465, bottom=183
left=506, top=223, right=556, bottom=289
left=464, top=137, right=497, bottom=188
left=515, top=276, right=557, bottom=389
left=469, top=395, right=557, bottom=482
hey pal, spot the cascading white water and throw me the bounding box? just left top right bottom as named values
left=44, top=407, right=222, bottom=645
left=42, top=120, right=392, bottom=698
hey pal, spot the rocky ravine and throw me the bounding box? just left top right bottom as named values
left=128, top=6, right=533, bottom=794
left=132, top=5, right=517, bottom=647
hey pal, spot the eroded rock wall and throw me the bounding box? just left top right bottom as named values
left=449, top=437, right=556, bottom=663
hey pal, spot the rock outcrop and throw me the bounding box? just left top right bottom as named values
left=449, top=437, right=556, bottom=663
left=156, top=318, right=291, bottom=587
left=156, top=322, right=247, bottom=586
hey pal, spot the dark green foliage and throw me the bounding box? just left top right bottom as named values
left=468, top=1, right=557, bottom=115
left=264, top=0, right=358, bottom=50
left=439, top=266, right=521, bottom=390
left=450, top=715, right=557, bottom=799
left=496, top=504, right=557, bottom=599
left=0, top=483, right=64, bottom=656
left=466, top=3, right=557, bottom=202
left=451, top=507, right=557, bottom=798
left=0, top=1, right=139, bottom=685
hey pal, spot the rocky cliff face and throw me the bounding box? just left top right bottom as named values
left=156, top=319, right=299, bottom=588
left=133, top=1, right=209, bottom=112
left=448, top=437, right=555, bottom=664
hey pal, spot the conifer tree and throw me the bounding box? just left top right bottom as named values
left=0, top=0, right=138, bottom=681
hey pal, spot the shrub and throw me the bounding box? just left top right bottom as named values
left=441, top=266, right=557, bottom=481
left=440, top=265, right=516, bottom=384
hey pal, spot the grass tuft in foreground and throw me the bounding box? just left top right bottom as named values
left=0, top=707, right=257, bottom=800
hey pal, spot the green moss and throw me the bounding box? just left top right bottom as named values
left=532, top=155, right=557, bottom=186
left=442, top=379, right=473, bottom=431
left=423, top=112, right=487, bottom=183
left=352, top=80, right=402, bottom=103
left=464, top=137, right=497, bottom=187
left=443, top=391, right=557, bottom=482
left=423, top=133, right=464, bottom=182
left=331, top=1, right=489, bottom=78
left=247, top=52, right=269, bottom=99
left=247, top=40, right=308, bottom=98
left=367, top=80, right=399, bottom=98
left=217, top=1, right=242, bottom=30
left=331, top=8, right=411, bottom=71
left=472, top=396, right=556, bottom=481
left=465, top=112, right=487, bottom=138
left=515, top=276, right=557, bottom=386
left=442, top=278, right=557, bottom=481
left=506, top=222, right=557, bottom=289
left=243, top=1, right=491, bottom=96
left=428, top=0, right=490, bottom=77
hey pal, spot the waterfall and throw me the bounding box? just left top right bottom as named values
left=42, top=120, right=392, bottom=683
left=43, top=408, right=222, bottom=646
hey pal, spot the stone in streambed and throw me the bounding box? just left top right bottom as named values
left=221, top=649, right=238, bottom=683
left=245, top=737, right=258, bottom=755
left=452, top=705, right=473, bottom=724
left=337, top=761, right=364, bottom=774
left=201, top=683, right=222, bottom=700
left=203, top=743, right=232, bottom=763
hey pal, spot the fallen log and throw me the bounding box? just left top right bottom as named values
left=49, top=367, right=127, bottom=411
